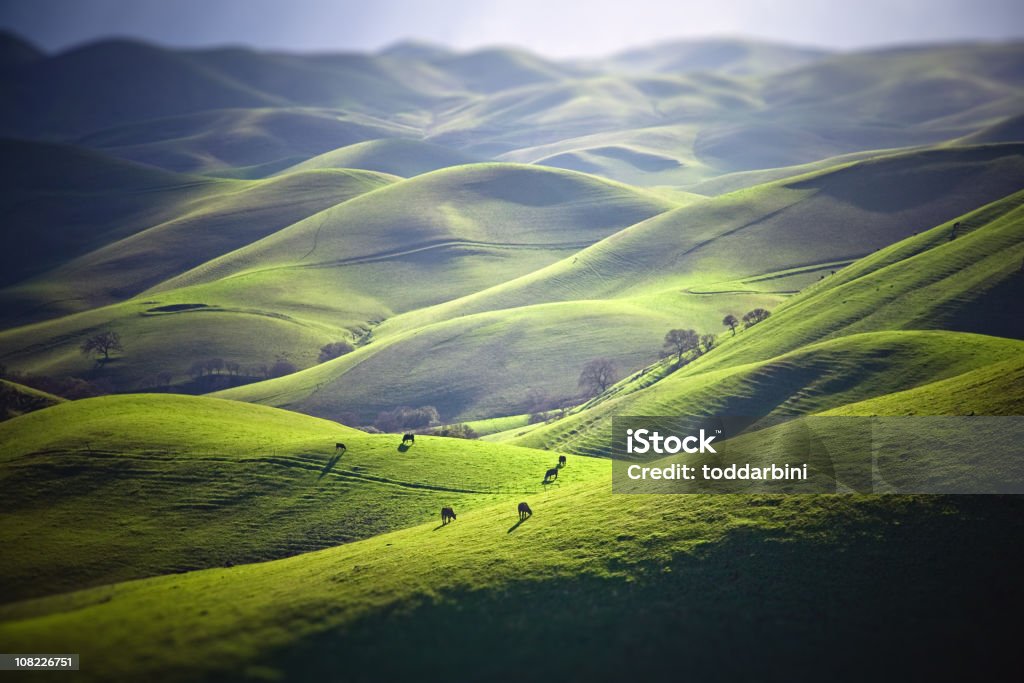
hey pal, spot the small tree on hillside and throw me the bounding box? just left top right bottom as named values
left=742, top=308, right=771, bottom=328
left=722, top=314, right=739, bottom=336
left=700, top=334, right=717, bottom=353
left=578, top=358, right=618, bottom=397
left=80, top=331, right=123, bottom=362
left=663, top=328, right=699, bottom=367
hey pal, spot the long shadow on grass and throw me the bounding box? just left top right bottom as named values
left=507, top=517, right=528, bottom=533
left=318, top=454, right=340, bottom=480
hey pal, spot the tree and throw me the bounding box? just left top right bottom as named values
left=524, top=388, right=550, bottom=414
left=742, top=308, right=771, bottom=328
left=700, top=333, right=717, bottom=353
left=269, top=359, right=297, bottom=378
left=578, top=358, right=618, bottom=397
left=80, top=331, right=123, bottom=362
left=663, top=329, right=699, bottom=366
left=208, top=357, right=225, bottom=374
left=319, top=341, right=355, bottom=363
left=722, top=314, right=739, bottom=336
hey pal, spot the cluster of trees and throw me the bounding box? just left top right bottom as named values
left=0, top=365, right=112, bottom=400
left=318, top=341, right=354, bottom=363
left=374, top=405, right=440, bottom=432
left=428, top=423, right=479, bottom=439
left=188, top=358, right=243, bottom=378
left=722, top=308, right=771, bottom=336
left=662, top=329, right=716, bottom=367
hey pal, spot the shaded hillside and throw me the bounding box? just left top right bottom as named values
left=80, top=108, right=414, bottom=175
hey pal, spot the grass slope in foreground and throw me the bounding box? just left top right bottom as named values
left=0, top=394, right=601, bottom=603
left=0, top=484, right=1020, bottom=680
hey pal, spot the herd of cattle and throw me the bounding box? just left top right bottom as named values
left=334, top=436, right=567, bottom=527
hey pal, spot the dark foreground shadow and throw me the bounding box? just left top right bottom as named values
left=398, top=443, right=411, bottom=453
left=266, top=497, right=1024, bottom=682
left=319, top=453, right=341, bottom=479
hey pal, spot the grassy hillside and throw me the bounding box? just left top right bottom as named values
left=0, top=394, right=597, bottom=603
left=0, top=138, right=224, bottom=292
left=0, top=163, right=674, bottom=393
left=508, top=187, right=1024, bottom=452
left=0, top=379, right=63, bottom=421
left=1, top=478, right=1019, bottom=681
left=206, top=145, right=1024, bottom=423
left=0, top=39, right=464, bottom=138
left=81, top=108, right=415, bottom=175
left=278, top=138, right=479, bottom=177
left=2, top=167, right=397, bottom=322
left=609, top=37, right=828, bottom=76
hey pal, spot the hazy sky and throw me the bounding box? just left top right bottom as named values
left=2, top=0, right=1022, bottom=56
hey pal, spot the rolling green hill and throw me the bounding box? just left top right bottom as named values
left=0, top=163, right=675, bottom=394
left=207, top=144, right=1024, bottom=424
left=507, top=187, right=1024, bottom=453
left=80, top=108, right=415, bottom=175
left=0, top=379, right=63, bottom=421
left=608, top=37, right=828, bottom=76
left=0, top=138, right=224, bottom=292
left=1, top=167, right=398, bottom=323
left=1, top=467, right=1019, bottom=681
left=2, top=31, right=1023, bottom=683
left=278, top=138, right=479, bottom=177
left=0, top=393, right=597, bottom=603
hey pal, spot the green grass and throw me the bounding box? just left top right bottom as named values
left=2, top=168, right=397, bottom=322
left=278, top=137, right=479, bottom=177
left=1, top=477, right=1020, bottom=681
left=208, top=144, right=1024, bottom=423
left=0, top=378, right=64, bottom=420
left=0, top=163, right=675, bottom=394
left=82, top=108, right=415, bottom=175
left=0, top=394, right=600, bottom=603
left=509, top=187, right=1024, bottom=453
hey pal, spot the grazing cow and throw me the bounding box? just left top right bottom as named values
left=518, top=502, right=532, bottom=520
left=402, top=433, right=415, bottom=445
left=544, top=467, right=559, bottom=482
left=558, top=455, right=567, bottom=467
left=441, top=506, right=457, bottom=525
left=335, top=442, right=347, bottom=452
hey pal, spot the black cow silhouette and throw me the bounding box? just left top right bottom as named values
left=518, top=502, right=533, bottom=520
left=544, top=467, right=559, bottom=482
left=441, top=506, right=457, bottom=525
left=558, top=455, right=567, bottom=467
left=335, top=442, right=346, bottom=452
left=402, top=433, right=415, bottom=445
left=949, top=221, right=961, bottom=240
